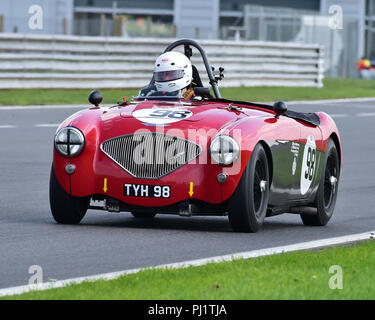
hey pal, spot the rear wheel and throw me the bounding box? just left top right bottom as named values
left=228, top=143, right=270, bottom=232
left=131, top=212, right=157, bottom=218
left=301, top=139, right=340, bottom=226
left=49, top=165, right=89, bottom=224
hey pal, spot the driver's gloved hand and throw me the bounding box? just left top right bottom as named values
left=139, top=85, right=157, bottom=97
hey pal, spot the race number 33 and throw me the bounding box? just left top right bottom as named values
left=300, top=135, right=316, bottom=195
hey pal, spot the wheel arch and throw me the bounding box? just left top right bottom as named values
left=259, top=140, right=273, bottom=187
left=329, top=132, right=342, bottom=170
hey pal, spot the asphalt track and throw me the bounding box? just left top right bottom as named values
left=0, top=100, right=374, bottom=289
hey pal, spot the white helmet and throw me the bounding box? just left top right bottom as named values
left=154, top=51, right=193, bottom=92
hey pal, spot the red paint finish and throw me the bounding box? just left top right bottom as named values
left=52, top=100, right=341, bottom=207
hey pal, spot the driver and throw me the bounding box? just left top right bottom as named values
left=142, top=51, right=195, bottom=100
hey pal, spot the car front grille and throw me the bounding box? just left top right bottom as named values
left=101, top=133, right=201, bottom=179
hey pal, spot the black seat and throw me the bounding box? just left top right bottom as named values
left=191, top=65, right=203, bottom=88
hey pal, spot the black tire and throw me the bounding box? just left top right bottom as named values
left=228, top=143, right=270, bottom=232
left=131, top=212, right=157, bottom=218
left=301, top=139, right=340, bottom=226
left=49, top=165, right=89, bottom=224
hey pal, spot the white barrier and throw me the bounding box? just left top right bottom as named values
left=0, top=33, right=324, bottom=89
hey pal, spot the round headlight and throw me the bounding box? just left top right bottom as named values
left=210, top=135, right=240, bottom=165
left=55, top=127, right=85, bottom=157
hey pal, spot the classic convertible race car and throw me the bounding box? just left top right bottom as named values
left=50, top=39, right=342, bottom=232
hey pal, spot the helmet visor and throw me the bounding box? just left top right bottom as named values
left=154, top=70, right=184, bottom=82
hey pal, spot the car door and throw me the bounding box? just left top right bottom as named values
left=265, top=116, right=302, bottom=207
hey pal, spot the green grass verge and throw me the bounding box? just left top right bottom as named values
left=1, top=78, right=375, bottom=106
left=3, top=240, right=375, bottom=300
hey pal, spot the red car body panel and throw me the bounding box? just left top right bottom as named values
left=52, top=99, right=341, bottom=209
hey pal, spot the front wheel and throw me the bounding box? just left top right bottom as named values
left=49, top=165, right=89, bottom=224
left=228, top=143, right=270, bottom=233
left=301, top=138, right=340, bottom=226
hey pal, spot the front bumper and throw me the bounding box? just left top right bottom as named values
left=53, top=148, right=245, bottom=207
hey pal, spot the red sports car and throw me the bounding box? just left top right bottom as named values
left=50, top=39, right=342, bottom=232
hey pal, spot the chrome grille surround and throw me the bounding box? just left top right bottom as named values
left=100, top=133, right=202, bottom=179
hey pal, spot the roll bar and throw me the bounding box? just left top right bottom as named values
left=163, top=39, right=221, bottom=98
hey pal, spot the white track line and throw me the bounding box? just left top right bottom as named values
left=287, top=97, right=375, bottom=105
left=33, top=124, right=59, bottom=127
left=329, top=114, right=348, bottom=118
left=357, top=112, right=375, bottom=117
left=0, top=105, right=109, bottom=111
left=0, top=230, right=373, bottom=298
left=0, top=125, right=17, bottom=129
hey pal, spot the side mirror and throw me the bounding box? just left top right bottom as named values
left=273, top=101, right=287, bottom=118
left=193, top=87, right=212, bottom=99
left=88, top=90, right=103, bottom=106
